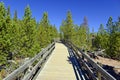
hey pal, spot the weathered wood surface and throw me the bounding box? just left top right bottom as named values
left=3, top=40, right=117, bottom=80
left=36, top=43, right=76, bottom=80
left=3, top=42, right=55, bottom=80
left=66, top=41, right=116, bottom=80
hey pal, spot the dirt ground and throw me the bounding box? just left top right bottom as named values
left=94, top=56, right=120, bottom=73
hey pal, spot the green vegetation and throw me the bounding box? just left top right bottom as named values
left=60, top=11, right=120, bottom=60
left=60, top=11, right=91, bottom=50
left=0, top=2, right=58, bottom=77
left=0, top=2, right=120, bottom=79
left=94, top=17, right=120, bottom=60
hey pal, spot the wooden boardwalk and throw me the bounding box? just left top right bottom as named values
left=36, top=43, right=76, bottom=80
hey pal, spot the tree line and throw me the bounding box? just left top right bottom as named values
left=94, top=17, right=120, bottom=60
left=0, top=2, right=120, bottom=78
left=60, top=11, right=120, bottom=60
left=60, top=11, right=92, bottom=50
left=0, top=2, right=58, bottom=68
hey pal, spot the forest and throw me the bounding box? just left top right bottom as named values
left=0, top=2, right=120, bottom=79
left=60, top=11, right=120, bottom=60
left=0, top=2, right=58, bottom=78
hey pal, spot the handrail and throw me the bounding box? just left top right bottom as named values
left=23, top=45, right=55, bottom=80
left=65, top=40, right=116, bottom=80
left=3, top=42, right=55, bottom=80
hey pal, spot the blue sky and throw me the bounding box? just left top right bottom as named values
left=0, top=0, right=120, bottom=32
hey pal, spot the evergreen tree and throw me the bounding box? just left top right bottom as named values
left=81, top=16, right=88, bottom=29
left=60, top=20, right=66, bottom=39
left=105, top=17, right=120, bottom=59
left=65, top=11, right=73, bottom=40
left=106, top=16, right=114, bottom=34
left=38, top=12, right=50, bottom=47
left=38, top=12, right=58, bottom=48
left=40, top=12, right=49, bottom=28
left=13, top=10, right=17, bottom=22
left=12, top=10, right=21, bottom=59
left=81, top=16, right=91, bottom=50
left=60, top=11, right=74, bottom=40
left=94, top=24, right=108, bottom=49
left=0, top=3, right=59, bottom=75
left=5, top=6, right=13, bottom=60
left=0, top=2, right=8, bottom=65
left=106, top=17, right=114, bottom=57
left=19, top=5, right=37, bottom=57
left=98, top=24, right=105, bottom=34
left=80, top=26, right=87, bottom=49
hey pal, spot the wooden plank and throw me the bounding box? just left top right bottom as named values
left=36, top=43, right=76, bottom=80
left=79, top=49, right=116, bottom=80
left=3, top=42, right=55, bottom=80
left=78, top=57, right=97, bottom=80
left=69, top=45, right=97, bottom=80
left=66, top=41, right=116, bottom=80
left=23, top=45, right=55, bottom=80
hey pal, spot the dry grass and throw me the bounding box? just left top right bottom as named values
left=0, top=69, right=6, bottom=79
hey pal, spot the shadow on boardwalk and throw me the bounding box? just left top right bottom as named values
left=63, top=43, right=119, bottom=80
left=66, top=46, right=89, bottom=80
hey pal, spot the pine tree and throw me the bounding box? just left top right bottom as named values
left=60, top=20, right=66, bottom=39
left=80, top=17, right=91, bottom=50
left=38, top=12, right=58, bottom=48
left=0, top=2, right=8, bottom=65
left=6, top=6, right=15, bottom=60
left=94, top=24, right=108, bottom=49
left=0, top=2, right=59, bottom=72
left=40, top=12, right=49, bottom=28
left=65, top=11, right=73, bottom=40
left=38, top=12, right=50, bottom=47
left=98, top=24, right=105, bottom=34
left=81, top=16, right=88, bottom=29
left=106, top=17, right=113, bottom=34
left=106, top=17, right=118, bottom=58
left=19, top=5, right=38, bottom=57
left=60, top=11, right=74, bottom=41
left=12, top=10, right=21, bottom=59
left=13, top=10, right=17, bottom=22
left=79, top=26, right=87, bottom=49
left=111, top=17, right=120, bottom=60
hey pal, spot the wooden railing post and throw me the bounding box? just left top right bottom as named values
left=66, top=41, right=116, bottom=80
left=97, top=62, right=102, bottom=80
left=3, top=42, right=55, bottom=80
left=82, top=50, right=85, bottom=60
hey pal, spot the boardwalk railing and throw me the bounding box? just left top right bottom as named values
left=3, top=42, right=55, bottom=80
left=64, top=40, right=116, bottom=80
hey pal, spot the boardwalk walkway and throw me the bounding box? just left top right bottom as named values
left=36, top=43, right=76, bottom=80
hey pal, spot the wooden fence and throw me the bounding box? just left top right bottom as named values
left=65, top=40, right=116, bottom=80
left=3, top=40, right=117, bottom=80
left=3, top=42, right=55, bottom=80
